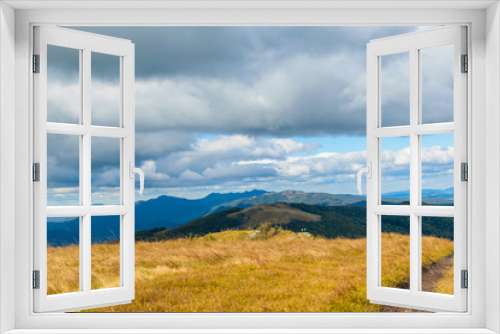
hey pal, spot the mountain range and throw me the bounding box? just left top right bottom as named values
left=382, top=187, right=454, bottom=202
left=136, top=202, right=454, bottom=242
left=47, top=188, right=454, bottom=246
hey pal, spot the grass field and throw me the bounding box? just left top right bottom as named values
left=46, top=230, right=454, bottom=312
left=435, top=266, right=454, bottom=295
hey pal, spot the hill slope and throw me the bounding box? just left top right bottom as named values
left=137, top=203, right=454, bottom=241
left=135, top=189, right=268, bottom=229
left=47, top=189, right=268, bottom=246
left=48, top=188, right=454, bottom=246
left=207, top=189, right=454, bottom=214
left=208, top=190, right=368, bottom=214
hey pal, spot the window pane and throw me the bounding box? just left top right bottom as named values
left=47, top=217, right=80, bottom=295
left=381, top=136, right=410, bottom=205
left=381, top=52, right=410, bottom=127
left=91, top=137, right=121, bottom=205
left=47, top=45, right=80, bottom=124
left=91, top=52, right=121, bottom=127
left=91, top=215, right=121, bottom=290
left=421, top=45, right=454, bottom=124
left=421, top=217, right=454, bottom=295
left=47, top=133, right=80, bottom=206
left=381, top=215, right=410, bottom=289
left=421, top=133, right=454, bottom=206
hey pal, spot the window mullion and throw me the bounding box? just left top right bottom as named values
left=82, top=48, right=92, bottom=294
left=409, top=47, right=420, bottom=294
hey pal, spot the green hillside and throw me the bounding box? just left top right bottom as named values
left=136, top=203, right=454, bottom=242
left=137, top=208, right=243, bottom=241
left=207, top=190, right=368, bottom=214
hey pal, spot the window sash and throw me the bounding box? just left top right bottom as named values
left=32, top=25, right=136, bottom=313
left=366, top=26, right=468, bottom=312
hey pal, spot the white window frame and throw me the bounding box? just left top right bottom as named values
left=1, top=1, right=499, bottom=333
left=33, top=26, right=136, bottom=313
left=366, top=26, right=468, bottom=312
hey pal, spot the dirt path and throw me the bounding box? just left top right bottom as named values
left=378, top=254, right=454, bottom=312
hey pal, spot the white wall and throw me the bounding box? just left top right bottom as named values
left=0, top=2, right=16, bottom=333
left=5, top=4, right=493, bottom=332
left=486, top=2, right=500, bottom=333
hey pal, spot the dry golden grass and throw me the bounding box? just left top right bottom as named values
left=46, top=231, right=454, bottom=312
left=47, top=242, right=121, bottom=294
left=381, top=233, right=454, bottom=289
left=90, top=243, right=121, bottom=290
left=47, top=244, right=80, bottom=295
left=227, top=204, right=321, bottom=228
left=435, top=266, right=454, bottom=295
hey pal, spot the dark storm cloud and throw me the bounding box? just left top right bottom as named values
left=62, top=26, right=424, bottom=80
left=52, top=26, right=431, bottom=139
left=47, top=133, right=80, bottom=188
left=131, top=51, right=368, bottom=137
left=47, top=26, right=451, bottom=193
left=135, top=130, right=195, bottom=163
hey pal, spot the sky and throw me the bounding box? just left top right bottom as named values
left=46, top=26, right=455, bottom=204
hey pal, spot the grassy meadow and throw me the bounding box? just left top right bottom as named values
left=435, top=265, right=455, bottom=295
left=46, top=230, right=454, bottom=312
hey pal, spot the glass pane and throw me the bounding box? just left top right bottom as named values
left=381, top=136, right=410, bottom=205
left=91, top=52, right=121, bottom=127
left=91, top=137, right=121, bottom=205
left=421, top=45, right=454, bottom=124
left=91, top=215, right=121, bottom=290
left=421, top=133, right=454, bottom=206
left=47, top=45, right=80, bottom=124
left=381, top=215, right=410, bottom=289
left=421, top=217, right=454, bottom=294
left=47, top=217, right=80, bottom=295
left=47, top=133, right=80, bottom=206
left=381, top=52, right=410, bottom=127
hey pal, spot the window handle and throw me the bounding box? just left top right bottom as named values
left=357, top=162, right=372, bottom=195
left=129, top=162, right=145, bottom=195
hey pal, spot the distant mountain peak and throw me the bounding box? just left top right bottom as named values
left=279, top=189, right=306, bottom=196
left=203, top=189, right=268, bottom=200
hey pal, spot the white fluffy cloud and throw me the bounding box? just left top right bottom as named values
left=47, top=129, right=455, bottom=202
left=134, top=52, right=367, bottom=137
left=137, top=136, right=454, bottom=192
left=156, top=135, right=318, bottom=177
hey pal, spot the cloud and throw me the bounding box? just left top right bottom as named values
left=135, top=130, right=195, bottom=163
left=47, top=26, right=452, bottom=142
left=422, top=145, right=454, bottom=164
left=47, top=133, right=80, bottom=188
left=91, top=80, right=121, bottom=127
left=47, top=80, right=80, bottom=124
left=380, top=53, right=411, bottom=127
left=421, top=45, right=454, bottom=123
left=138, top=160, right=170, bottom=182
left=133, top=52, right=368, bottom=137
left=62, top=26, right=425, bottom=80
left=155, top=135, right=317, bottom=177
left=238, top=151, right=367, bottom=179
left=45, top=26, right=455, bottom=201
left=145, top=137, right=453, bottom=190
left=48, top=129, right=455, bottom=193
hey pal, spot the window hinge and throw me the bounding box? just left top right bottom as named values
left=461, top=162, right=468, bottom=182
left=461, top=54, right=468, bottom=73
left=461, top=270, right=468, bottom=289
left=33, top=163, right=40, bottom=182
left=33, top=270, right=40, bottom=289
left=33, top=54, right=40, bottom=73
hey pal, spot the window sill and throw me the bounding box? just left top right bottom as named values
left=3, top=329, right=497, bottom=334
left=4, top=330, right=499, bottom=334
